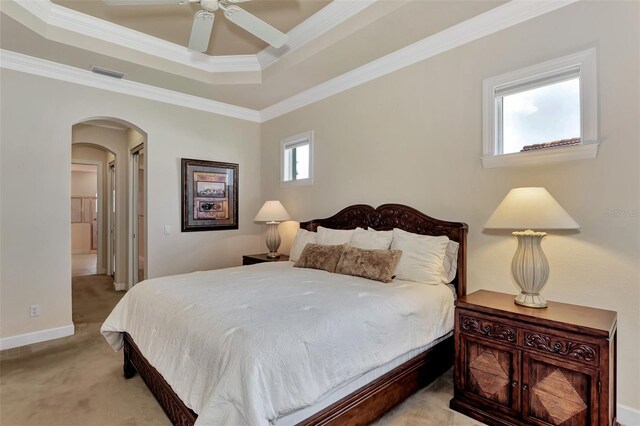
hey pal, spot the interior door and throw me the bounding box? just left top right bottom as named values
left=130, top=146, right=145, bottom=285
left=90, top=197, right=98, bottom=251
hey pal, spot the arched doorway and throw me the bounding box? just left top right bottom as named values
left=71, top=118, right=147, bottom=290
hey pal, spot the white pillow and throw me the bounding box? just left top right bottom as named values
left=442, top=240, right=459, bottom=283
left=390, top=228, right=450, bottom=285
left=350, top=227, right=393, bottom=250
left=289, top=229, right=317, bottom=262
left=317, top=226, right=355, bottom=245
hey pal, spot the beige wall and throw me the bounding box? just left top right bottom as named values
left=0, top=70, right=263, bottom=342
left=71, top=170, right=97, bottom=196
left=261, top=1, right=640, bottom=410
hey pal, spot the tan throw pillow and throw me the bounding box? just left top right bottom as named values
left=335, top=245, right=403, bottom=283
left=294, top=243, right=345, bottom=273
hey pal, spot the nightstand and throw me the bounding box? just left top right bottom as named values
left=450, top=290, right=617, bottom=426
left=242, top=253, right=290, bottom=266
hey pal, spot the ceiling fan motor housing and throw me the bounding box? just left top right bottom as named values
left=200, top=0, right=219, bottom=12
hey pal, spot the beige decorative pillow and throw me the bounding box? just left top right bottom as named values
left=335, top=245, right=403, bottom=283
left=293, top=243, right=345, bottom=273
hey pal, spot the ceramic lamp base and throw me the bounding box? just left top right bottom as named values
left=515, top=292, right=548, bottom=308
left=511, top=230, right=549, bottom=309
left=265, top=222, right=282, bottom=259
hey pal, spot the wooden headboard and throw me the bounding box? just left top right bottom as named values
left=299, top=204, right=468, bottom=296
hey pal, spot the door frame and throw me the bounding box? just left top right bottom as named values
left=71, top=159, right=104, bottom=274
left=129, top=144, right=146, bottom=287
left=107, top=160, right=116, bottom=277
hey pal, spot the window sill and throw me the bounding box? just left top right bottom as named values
left=481, top=143, right=599, bottom=169
left=281, top=178, right=313, bottom=187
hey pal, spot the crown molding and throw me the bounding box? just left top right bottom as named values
left=0, top=49, right=261, bottom=122
left=3, top=0, right=261, bottom=74
left=2, top=1, right=578, bottom=124
left=256, top=0, right=377, bottom=69
left=4, top=0, right=377, bottom=77
left=259, top=0, right=579, bottom=121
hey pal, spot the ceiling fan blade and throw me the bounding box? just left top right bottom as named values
left=103, top=0, right=180, bottom=5
left=223, top=6, right=288, bottom=48
left=188, top=11, right=215, bottom=52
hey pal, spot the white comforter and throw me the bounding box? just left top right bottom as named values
left=101, top=262, right=454, bottom=426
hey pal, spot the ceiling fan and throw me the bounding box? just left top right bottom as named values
left=103, top=0, right=289, bottom=53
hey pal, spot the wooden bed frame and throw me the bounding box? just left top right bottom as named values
left=122, top=203, right=468, bottom=426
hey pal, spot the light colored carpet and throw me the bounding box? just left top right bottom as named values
left=1, top=274, right=480, bottom=426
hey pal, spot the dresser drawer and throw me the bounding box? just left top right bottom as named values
left=522, top=330, right=599, bottom=366
left=459, top=314, right=518, bottom=346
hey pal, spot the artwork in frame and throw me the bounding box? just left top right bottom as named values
left=181, top=158, right=238, bottom=232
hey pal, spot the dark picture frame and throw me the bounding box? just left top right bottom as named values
left=181, top=158, right=238, bottom=232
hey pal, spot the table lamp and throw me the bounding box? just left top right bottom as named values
left=254, top=200, right=292, bottom=258
left=484, top=187, right=579, bottom=308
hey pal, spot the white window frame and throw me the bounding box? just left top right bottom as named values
left=280, top=130, right=314, bottom=186
left=482, top=48, right=598, bottom=169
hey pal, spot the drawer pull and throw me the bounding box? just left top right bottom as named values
left=522, top=384, right=529, bottom=391
left=511, top=381, right=518, bottom=388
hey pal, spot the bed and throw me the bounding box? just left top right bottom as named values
left=102, top=203, right=468, bottom=426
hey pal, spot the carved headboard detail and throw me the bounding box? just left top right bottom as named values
left=299, top=204, right=468, bottom=296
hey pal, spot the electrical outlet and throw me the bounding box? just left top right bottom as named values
left=30, top=305, right=40, bottom=317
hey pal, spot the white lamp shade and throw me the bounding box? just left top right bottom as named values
left=485, top=187, right=579, bottom=230
left=254, top=200, right=291, bottom=222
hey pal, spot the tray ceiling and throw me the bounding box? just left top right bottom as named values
left=0, top=0, right=575, bottom=121
left=50, top=0, right=330, bottom=56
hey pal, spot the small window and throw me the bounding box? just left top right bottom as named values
left=482, top=49, right=598, bottom=168
left=281, top=131, right=313, bottom=185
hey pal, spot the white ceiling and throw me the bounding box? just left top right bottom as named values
left=0, top=0, right=575, bottom=118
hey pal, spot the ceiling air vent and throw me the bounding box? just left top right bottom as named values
left=90, top=65, right=125, bottom=80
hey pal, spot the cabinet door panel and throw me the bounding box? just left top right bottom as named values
left=462, top=336, right=519, bottom=415
left=523, top=353, right=596, bottom=426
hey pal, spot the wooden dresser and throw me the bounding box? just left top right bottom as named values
left=450, top=290, right=617, bottom=426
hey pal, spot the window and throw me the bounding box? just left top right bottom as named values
left=281, top=131, right=313, bottom=185
left=482, top=49, right=598, bottom=168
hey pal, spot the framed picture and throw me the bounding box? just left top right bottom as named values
left=181, top=158, right=238, bottom=232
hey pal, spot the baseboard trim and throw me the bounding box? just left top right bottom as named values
left=114, top=282, right=126, bottom=291
left=618, top=404, right=640, bottom=426
left=0, top=324, right=75, bottom=351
